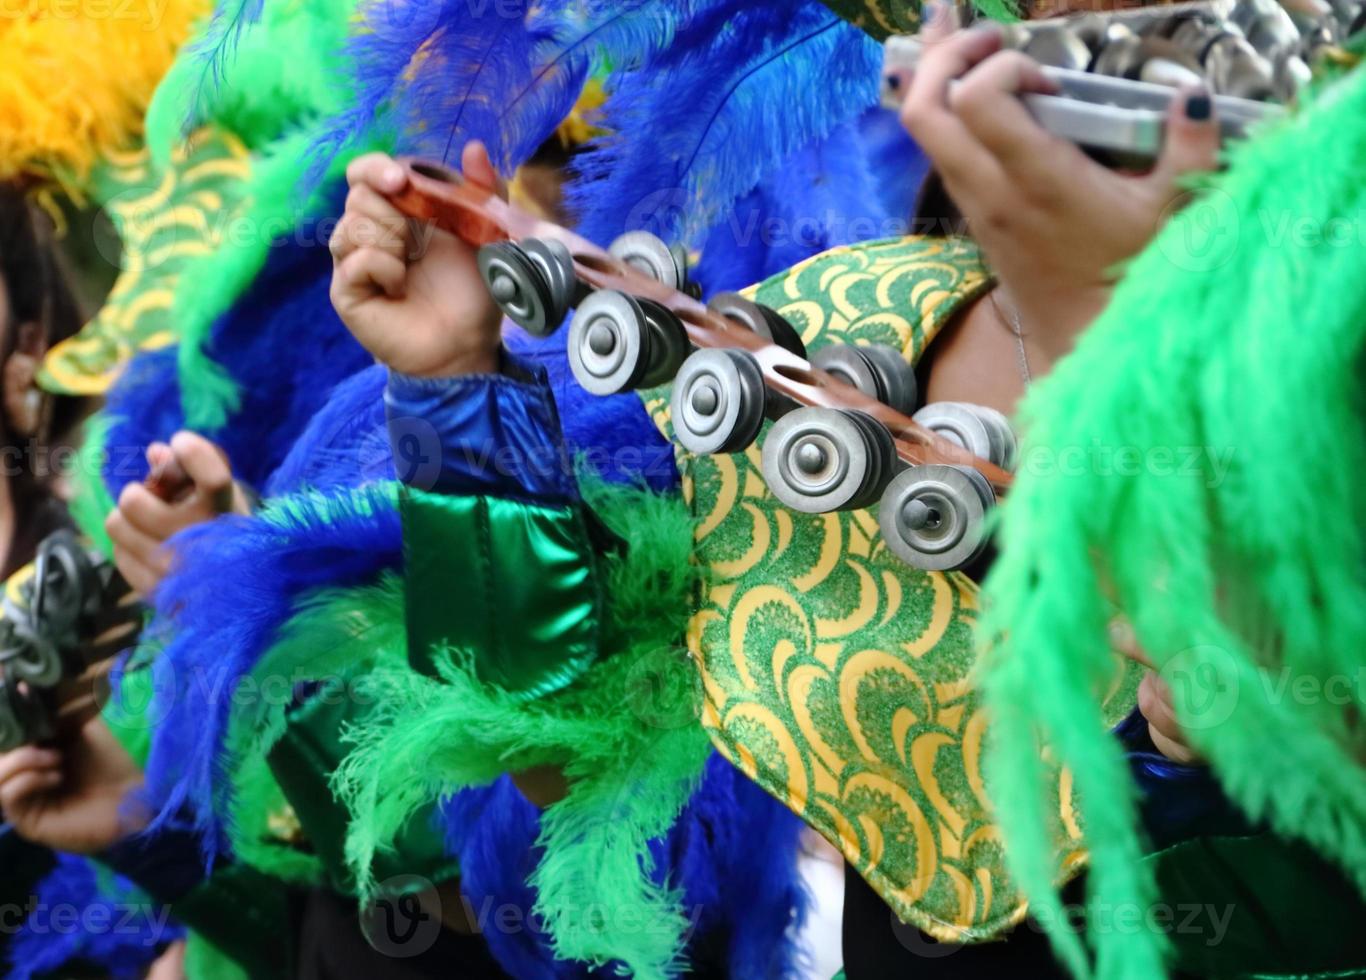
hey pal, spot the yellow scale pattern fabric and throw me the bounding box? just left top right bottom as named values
left=39, top=130, right=254, bottom=396
left=646, top=235, right=1141, bottom=942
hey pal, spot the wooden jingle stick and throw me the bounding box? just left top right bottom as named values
left=387, top=158, right=1014, bottom=495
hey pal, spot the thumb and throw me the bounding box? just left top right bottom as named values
left=1148, top=87, right=1219, bottom=194
left=461, top=141, right=506, bottom=200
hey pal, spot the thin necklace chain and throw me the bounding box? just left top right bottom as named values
left=992, top=290, right=1032, bottom=386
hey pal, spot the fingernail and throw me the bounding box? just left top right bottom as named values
left=1184, top=90, right=1212, bottom=122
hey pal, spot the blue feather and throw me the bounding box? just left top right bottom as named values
left=6, top=855, right=182, bottom=980
left=140, top=481, right=403, bottom=852
left=693, top=119, right=893, bottom=295
left=306, top=0, right=571, bottom=185
left=441, top=754, right=808, bottom=977
left=186, top=0, right=269, bottom=112
left=570, top=0, right=883, bottom=249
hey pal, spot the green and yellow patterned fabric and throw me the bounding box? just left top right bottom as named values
left=819, top=0, right=922, bottom=38
left=647, top=235, right=1142, bottom=942
left=38, top=130, right=253, bottom=396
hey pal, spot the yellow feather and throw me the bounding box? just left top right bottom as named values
left=0, top=0, right=208, bottom=194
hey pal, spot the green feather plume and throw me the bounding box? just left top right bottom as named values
left=222, top=573, right=410, bottom=883
left=980, top=64, right=1366, bottom=980
left=332, top=482, right=712, bottom=978
left=68, top=413, right=117, bottom=558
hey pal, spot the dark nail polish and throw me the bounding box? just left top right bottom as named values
left=886, top=73, right=901, bottom=90
left=1185, top=91, right=1211, bottom=122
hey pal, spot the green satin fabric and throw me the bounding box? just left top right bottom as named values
left=171, top=865, right=292, bottom=980
left=1144, top=833, right=1366, bottom=979
left=267, top=691, right=459, bottom=895
left=402, top=487, right=600, bottom=697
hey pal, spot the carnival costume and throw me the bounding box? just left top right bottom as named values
left=980, top=40, right=1366, bottom=980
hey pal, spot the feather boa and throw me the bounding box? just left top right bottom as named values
left=444, top=755, right=808, bottom=977
left=980, top=64, right=1366, bottom=980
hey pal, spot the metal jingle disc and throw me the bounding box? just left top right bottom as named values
left=0, top=682, right=29, bottom=753
left=856, top=344, right=919, bottom=416
left=953, top=403, right=1018, bottom=472
left=32, top=531, right=95, bottom=629
left=568, top=290, right=654, bottom=395
left=812, top=344, right=882, bottom=400
left=477, top=242, right=558, bottom=337
left=762, top=408, right=887, bottom=515
left=521, top=238, right=578, bottom=329
left=706, top=292, right=808, bottom=358
left=609, top=231, right=686, bottom=292
left=912, top=402, right=996, bottom=462
left=842, top=410, right=899, bottom=511
left=636, top=300, right=692, bottom=389
left=671, top=348, right=767, bottom=456
left=5, top=619, right=65, bottom=688
left=878, top=464, right=995, bottom=572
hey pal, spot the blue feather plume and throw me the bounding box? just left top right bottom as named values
left=307, top=0, right=745, bottom=190
left=140, top=480, right=403, bottom=853
left=306, top=0, right=569, bottom=185
left=693, top=119, right=893, bottom=295
left=570, top=0, right=882, bottom=248
left=441, top=754, right=808, bottom=977
left=186, top=0, right=269, bottom=109
left=7, top=855, right=183, bottom=980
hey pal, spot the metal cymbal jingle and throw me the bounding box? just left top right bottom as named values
left=879, top=464, right=996, bottom=572
left=671, top=348, right=768, bottom=456
left=569, top=290, right=653, bottom=395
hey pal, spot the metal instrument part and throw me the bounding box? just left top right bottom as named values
left=879, top=463, right=996, bottom=571
left=707, top=292, right=808, bottom=359
left=671, top=348, right=771, bottom=455
left=810, top=344, right=918, bottom=416
left=763, top=408, right=898, bottom=514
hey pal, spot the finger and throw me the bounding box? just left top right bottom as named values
left=902, top=25, right=1008, bottom=180
left=145, top=442, right=173, bottom=472
left=919, top=0, right=961, bottom=44
left=170, top=432, right=233, bottom=502
left=330, top=212, right=400, bottom=266
left=115, top=555, right=165, bottom=602
left=336, top=248, right=408, bottom=301
left=1108, top=618, right=1155, bottom=669
left=1148, top=724, right=1202, bottom=765
left=106, top=511, right=172, bottom=581
left=0, top=768, right=62, bottom=809
left=1138, top=672, right=1190, bottom=748
left=0, top=746, right=60, bottom=785
left=1147, top=87, right=1219, bottom=193
left=343, top=183, right=418, bottom=259
left=460, top=141, right=507, bottom=201
left=952, top=51, right=1074, bottom=178
left=116, top=483, right=177, bottom=538
left=345, top=153, right=409, bottom=197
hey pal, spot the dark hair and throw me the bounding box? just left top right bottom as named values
left=0, top=187, right=89, bottom=575
left=911, top=170, right=965, bottom=239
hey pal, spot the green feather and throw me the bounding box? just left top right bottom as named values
left=222, top=572, right=410, bottom=883
left=332, top=482, right=711, bottom=978
left=68, top=413, right=117, bottom=558
left=980, top=65, right=1366, bottom=979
